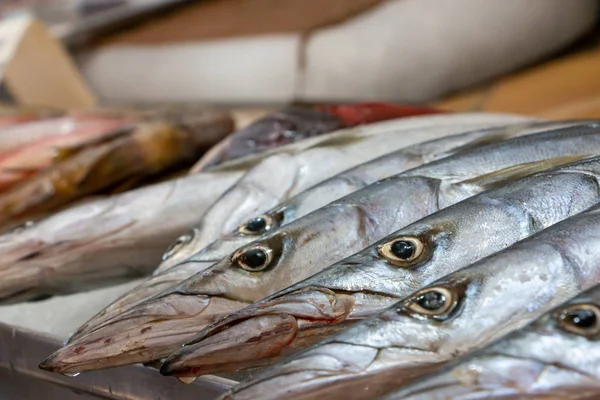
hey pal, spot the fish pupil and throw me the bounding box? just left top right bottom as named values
left=417, top=291, right=446, bottom=310
left=567, top=309, right=596, bottom=328
left=391, top=240, right=415, bottom=259
left=243, top=249, right=268, bottom=269
left=246, top=218, right=267, bottom=232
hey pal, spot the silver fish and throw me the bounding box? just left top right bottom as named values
left=0, top=169, right=243, bottom=303
left=69, top=115, right=537, bottom=341
left=386, top=284, right=600, bottom=399
left=215, top=204, right=600, bottom=400
left=160, top=155, right=600, bottom=376
left=155, top=113, right=533, bottom=274
left=1, top=111, right=454, bottom=304
left=40, top=122, right=600, bottom=374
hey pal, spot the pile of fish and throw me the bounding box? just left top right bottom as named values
left=4, top=103, right=600, bottom=399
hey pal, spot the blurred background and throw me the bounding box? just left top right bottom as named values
left=0, top=0, right=599, bottom=118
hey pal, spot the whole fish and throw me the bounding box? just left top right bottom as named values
left=0, top=112, right=470, bottom=305
left=43, top=122, right=600, bottom=374
left=191, top=103, right=445, bottom=171
left=71, top=116, right=542, bottom=343
left=0, top=108, right=233, bottom=227
left=158, top=113, right=531, bottom=276
left=213, top=204, right=600, bottom=400
left=0, top=169, right=243, bottom=304
left=388, top=283, right=600, bottom=400
left=0, top=115, right=133, bottom=192
left=160, top=155, right=600, bottom=376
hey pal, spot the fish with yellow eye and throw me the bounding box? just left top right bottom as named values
left=210, top=203, right=600, bottom=400
left=42, top=123, right=600, bottom=374
left=154, top=112, right=536, bottom=277
left=157, top=154, right=600, bottom=378
left=69, top=115, right=543, bottom=344
left=388, top=285, right=600, bottom=400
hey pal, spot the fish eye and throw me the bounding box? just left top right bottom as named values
left=237, top=214, right=274, bottom=236
left=231, top=245, right=273, bottom=272
left=162, top=231, right=194, bottom=261
left=378, top=237, right=425, bottom=267
left=557, top=304, right=600, bottom=337
left=403, top=287, right=457, bottom=319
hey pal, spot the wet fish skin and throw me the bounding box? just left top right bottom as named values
left=160, top=155, right=600, bottom=376
left=192, top=103, right=445, bottom=171
left=0, top=169, right=243, bottom=304
left=218, top=204, right=600, bottom=400
left=156, top=114, right=535, bottom=276
left=42, top=123, right=600, bottom=374
left=68, top=116, right=533, bottom=344
left=388, top=286, right=600, bottom=400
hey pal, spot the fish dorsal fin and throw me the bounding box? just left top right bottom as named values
left=459, top=154, right=592, bottom=190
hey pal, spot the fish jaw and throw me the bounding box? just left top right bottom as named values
left=220, top=317, right=449, bottom=400
left=67, top=260, right=216, bottom=343
left=160, top=287, right=398, bottom=377
left=39, top=292, right=247, bottom=373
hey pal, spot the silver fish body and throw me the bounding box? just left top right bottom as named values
left=0, top=170, right=242, bottom=303
left=388, top=284, right=600, bottom=399
left=162, top=155, right=600, bottom=376
left=219, top=204, right=600, bottom=400
left=154, top=113, right=533, bottom=274
left=71, top=116, right=539, bottom=341
left=41, top=122, right=600, bottom=374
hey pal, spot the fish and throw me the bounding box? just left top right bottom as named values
left=0, top=108, right=233, bottom=227
left=70, top=115, right=541, bottom=343
left=0, top=109, right=455, bottom=305
left=0, top=114, right=133, bottom=192
left=212, top=204, right=600, bottom=400
left=0, top=105, right=62, bottom=128
left=164, top=154, right=600, bottom=376
left=191, top=103, right=446, bottom=171
left=155, top=113, right=534, bottom=276
left=42, top=122, right=600, bottom=374
left=0, top=114, right=129, bottom=156
left=387, top=283, right=600, bottom=400
left=0, top=169, right=244, bottom=304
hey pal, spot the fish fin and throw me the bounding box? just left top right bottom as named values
left=52, top=125, right=135, bottom=162
left=459, top=154, right=592, bottom=190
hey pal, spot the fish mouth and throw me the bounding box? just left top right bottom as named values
left=214, top=336, right=444, bottom=400
left=67, top=260, right=217, bottom=343
left=39, top=290, right=248, bottom=374
left=159, top=287, right=368, bottom=377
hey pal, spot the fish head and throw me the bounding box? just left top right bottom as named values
left=190, top=205, right=289, bottom=265
left=155, top=211, right=494, bottom=376
left=154, top=228, right=206, bottom=273
left=38, top=260, right=250, bottom=373
left=65, top=260, right=214, bottom=343
left=209, top=246, right=582, bottom=399
left=157, top=154, right=301, bottom=270
left=391, top=287, right=600, bottom=400
left=39, top=230, right=295, bottom=373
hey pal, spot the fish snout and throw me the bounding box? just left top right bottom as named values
left=39, top=291, right=247, bottom=373
left=160, top=287, right=357, bottom=377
